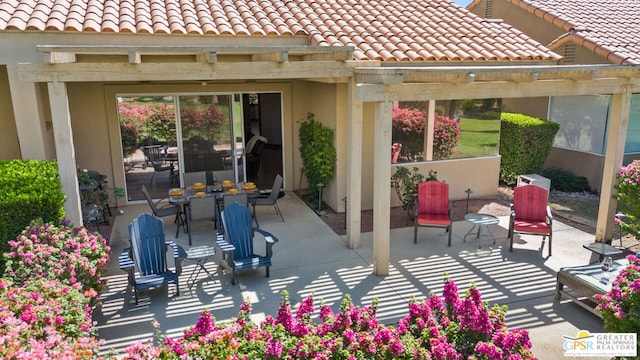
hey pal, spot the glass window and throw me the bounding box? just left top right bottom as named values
left=549, top=95, right=610, bottom=154
left=179, top=94, right=233, bottom=173
left=625, top=94, right=640, bottom=153
left=391, top=99, right=501, bottom=164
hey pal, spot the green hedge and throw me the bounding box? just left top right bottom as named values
left=499, top=113, right=560, bottom=186
left=0, top=160, right=65, bottom=269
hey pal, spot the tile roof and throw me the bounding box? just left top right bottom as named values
left=0, top=0, right=561, bottom=63
left=505, top=0, right=640, bottom=64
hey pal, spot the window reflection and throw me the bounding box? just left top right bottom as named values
left=391, top=99, right=502, bottom=164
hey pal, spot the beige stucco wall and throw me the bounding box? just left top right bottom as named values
left=471, top=0, right=565, bottom=47
left=546, top=147, right=604, bottom=191
left=0, top=66, right=21, bottom=159
left=289, top=81, right=342, bottom=210
left=555, top=43, right=610, bottom=65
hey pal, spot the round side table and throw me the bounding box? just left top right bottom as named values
left=185, top=245, right=217, bottom=288
left=463, top=213, right=499, bottom=248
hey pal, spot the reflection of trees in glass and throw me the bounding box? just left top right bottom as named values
left=392, top=107, right=425, bottom=161
left=117, top=101, right=176, bottom=155
left=434, top=116, right=460, bottom=159
left=180, top=105, right=226, bottom=144
left=457, top=98, right=502, bottom=120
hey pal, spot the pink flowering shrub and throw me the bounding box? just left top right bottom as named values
left=4, top=221, right=111, bottom=302
left=392, top=106, right=460, bottom=161
left=123, top=279, right=534, bottom=359
left=0, top=221, right=110, bottom=358
left=144, top=103, right=177, bottom=144
left=595, top=254, right=640, bottom=356
left=615, top=160, right=640, bottom=239
left=0, top=278, right=103, bottom=359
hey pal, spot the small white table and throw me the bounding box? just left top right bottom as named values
left=185, top=245, right=217, bottom=288
left=463, top=213, right=499, bottom=248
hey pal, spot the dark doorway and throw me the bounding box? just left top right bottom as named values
left=242, top=93, right=283, bottom=189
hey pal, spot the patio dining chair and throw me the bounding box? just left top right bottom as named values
left=122, top=213, right=185, bottom=304
left=413, top=181, right=453, bottom=246
left=187, top=194, right=217, bottom=245
left=217, top=202, right=279, bottom=285
left=252, top=174, right=285, bottom=225
left=509, top=184, right=553, bottom=257
left=183, top=171, right=207, bottom=187
left=142, top=184, right=185, bottom=238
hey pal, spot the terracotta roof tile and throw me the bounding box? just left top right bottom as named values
left=0, top=0, right=561, bottom=63
left=507, top=0, right=640, bottom=64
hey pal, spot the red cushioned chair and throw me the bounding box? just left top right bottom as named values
left=413, top=181, right=453, bottom=246
left=509, top=185, right=553, bottom=256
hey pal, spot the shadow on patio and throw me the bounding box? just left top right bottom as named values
left=95, top=191, right=609, bottom=359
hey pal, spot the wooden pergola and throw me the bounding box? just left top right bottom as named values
left=18, top=47, right=640, bottom=275
left=347, top=64, right=640, bottom=274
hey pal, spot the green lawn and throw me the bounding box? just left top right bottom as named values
left=451, top=117, right=501, bottom=158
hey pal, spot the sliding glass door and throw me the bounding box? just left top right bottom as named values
left=118, top=91, right=283, bottom=202
left=118, top=93, right=244, bottom=201
left=178, top=94, right=243, bottom=184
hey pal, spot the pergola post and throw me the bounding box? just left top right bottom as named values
left=595, top=86, right=633, bottom=243
left=372, top=100, right=393, bottom=275
left=47, top=81, right=82, bottom=226
left=346, top=79, right=363, bottom=249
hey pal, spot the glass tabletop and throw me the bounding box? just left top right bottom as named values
left=185, top=245, right=216, bottom=260
left=464, top=213, right=499, bottom=225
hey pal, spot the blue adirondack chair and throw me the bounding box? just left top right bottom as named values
left=121, top=213, right=186, bottom=304
left=217, top=202, right=279, bottom=285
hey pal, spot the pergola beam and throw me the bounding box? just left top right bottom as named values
left=37, top=45, right=355, bottom=64
left=357, top=78, right=639, bottom=101
left=18, top=61, right=356, bottom=82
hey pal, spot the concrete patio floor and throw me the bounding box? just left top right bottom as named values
left=95, top=191, right=615, bottom=359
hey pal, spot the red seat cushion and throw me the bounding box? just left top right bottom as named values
left=417, top=213, right=451, bottom=226
left=513, top=219, right=550, bottom=234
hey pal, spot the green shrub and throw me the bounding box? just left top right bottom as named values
left=499, top=113, right=560, bottom=186
left=299, top=113, right=336, bottom=199
left=541, top=167, right=590, bottom=192
left=0, top=160, right=65, bottom=269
